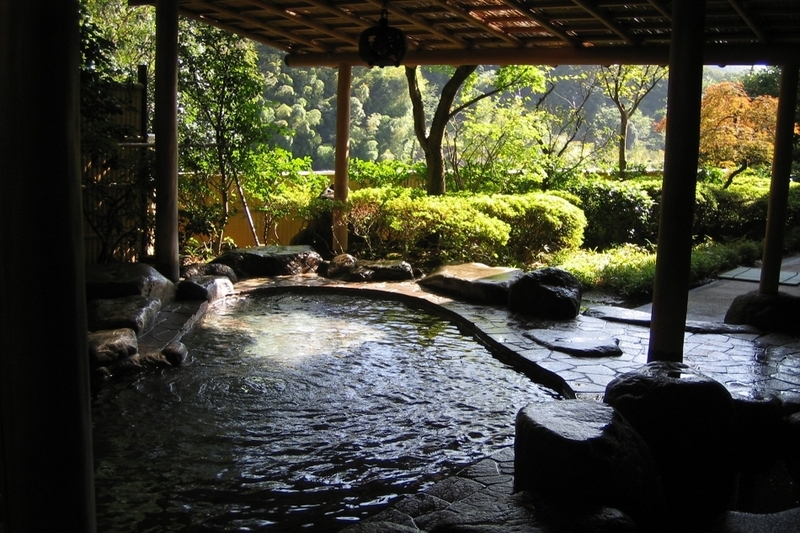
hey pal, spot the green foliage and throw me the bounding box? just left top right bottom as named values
left=345, top=188, right=584, bottom=268
left=469, top=193, right=586, bottom=264
left=348, top=158, right=422, bottom=188
left=247, top=149, right=322, bottom=243
left=446, top=98, right=547, bottom=194
left=553, top=239, right=761, bottom=301
left=345, top=188, right=509, bottom=266
left=178, top=22, right=279, bottom=253
left=566, top=177, right=657, bottom=249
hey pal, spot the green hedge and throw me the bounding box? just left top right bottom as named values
left=468, top=193, right=586, bottom=264
left=566, top=174, right=800, bottom=252
left=566, top=177, right=658, bottom=249
left=345, top=188, right=585, bottom=267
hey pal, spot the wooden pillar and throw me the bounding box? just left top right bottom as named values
left=648, top=0, right=706, bottom=363
left=154, top=0, right=180, bottom=281
left=333, top=64, right=352, bottom=254
left=759, top=64, right=800, bottom=295
left=0, top=1, right=97, bottom=530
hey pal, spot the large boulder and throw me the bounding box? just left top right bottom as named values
left=181, top=262, right=238, bottom=284
left=176, top=275, right=235, bottom=302
left=418, top=263, right=524, bottom=305
left=211, top=245, right=322, bottom=278
left=507, top=267, right=582, bottom=319
left=320, top=254, right=415, bottom=282
left=87, top=295, right=162, bottom=334
left=86, top=262, right=175, bottom=303
left=604, top=362, right=738, bottom=526
left=725, top=290, right=800, bottom=334
left=87, top=328, right=138, bottom=368
left=514, top=400, right=663, bottom=527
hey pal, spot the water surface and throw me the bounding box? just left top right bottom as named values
left=93, top=292, right=556, bottom=532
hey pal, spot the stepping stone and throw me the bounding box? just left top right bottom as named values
left=418, top=263, right=523, bottom=305
left=523, top=329, right=622, bottom=357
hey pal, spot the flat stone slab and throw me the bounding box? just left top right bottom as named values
left=87, top=295, right=161, bottom=334
left=523, top=329, right=622, bottom=357
left=584, top=305, right=652, bottom=325
left=86, top=262, right=176, bottom=303
left=585, top=305, right=760, bottom=334
left=418, top=263, right=524, bottom=305
left=322, top=255, right=415, bottom=282
left=177, top=275, right=235, bottom=302
left=211, top=245, right=322, bottom=278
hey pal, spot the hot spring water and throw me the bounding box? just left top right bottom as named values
left=92, top=292, right=556, bottom=532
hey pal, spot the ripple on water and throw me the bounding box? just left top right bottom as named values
left=93, top=292, right=557, bottom=532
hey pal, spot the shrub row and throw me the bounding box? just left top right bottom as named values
left=344, top=187, right=586, bottom=268
left=567, top=174, right=800, bottom=250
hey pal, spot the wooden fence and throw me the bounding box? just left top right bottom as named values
left=82, top=81, right=151, bottom=264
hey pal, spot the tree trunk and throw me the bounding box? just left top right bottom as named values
left=405, top=65, right=476, bottom=196
left=619, top=111, right=628, bottom=176
left=234, top=174, right=260, bottom=247
left=723, top=161, right=748, bottom=189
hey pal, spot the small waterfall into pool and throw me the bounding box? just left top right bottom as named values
left=92, top=292, right=557, bottom=532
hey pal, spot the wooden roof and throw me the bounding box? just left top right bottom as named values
left=146, top=0, right=800, bottom=66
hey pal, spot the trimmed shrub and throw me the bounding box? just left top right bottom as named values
left=344, top=188, right=585, bottom=268
left=468, top=192, right=586, bottom=264
left=566, top=177, right=657, bottom=249
left=345, top=187, right=509, bottom=267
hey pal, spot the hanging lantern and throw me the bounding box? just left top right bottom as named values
left=358, top=2, right=407, bottom=67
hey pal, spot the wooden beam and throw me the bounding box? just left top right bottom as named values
left=333, top=64, right=351, bottom=254
left=571, top=0, right=637, bottom=45
left=286, top=43, right=800, bottom=68
left=760, top=64, right=800, bottom=294
left=647, top=0, right=672, bottom=19
left=728, top=0, right=769, bottom=44
left=179, top=9, right=294, bottom=51
left=500, top=0, right=581, bottom=47
left=648, top=0, right=707, bottom=363
left=365, top=0, right=468, bottom=48
left=426, top=0, right=522, bottom=46
left=154, top=0, right=180, bottom=282
left=0, top=0, right=97, bottom=530
left=188, top=0, right=331, bottom=52
left=242, top=0, right=360, bottom=46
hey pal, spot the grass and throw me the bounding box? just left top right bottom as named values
left=550, top=239, right=762, bottom=302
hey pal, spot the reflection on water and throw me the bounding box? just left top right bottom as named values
left=93, top=293, right=556, bottom=532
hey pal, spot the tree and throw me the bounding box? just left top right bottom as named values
left=741, top=66, right=800, bottom=176
left=534, top=67, right=614, bottom=189
left=406, top=65, right=547, bottom=195
left=445, top=96, right=547, bottom=194
left=84, top=0, right=156, bottom=80
left=178, top=22, right=277, bottom=252
left=697, top=82, right=778, bottom=188
left=596, top=65, right=668, bottom=175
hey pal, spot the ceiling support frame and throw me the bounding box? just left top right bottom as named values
left=648, top=0, right=707, bottom=363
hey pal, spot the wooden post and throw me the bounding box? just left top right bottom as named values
left=759, top=64, right=800, bottom=295
left=648, top=0, right=707, bottom=363
left=154, top=0, right=180, bottom=281
left=333, top=64, right=352, bottom=254
left=0, top=1, right=97, bottom=530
